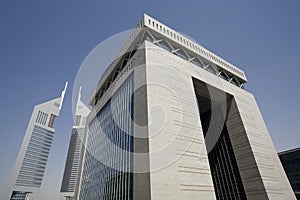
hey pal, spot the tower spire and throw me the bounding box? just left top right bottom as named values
left=77, top=86, right=82, bottom=107
left=59, top=81, right=68, bottom=110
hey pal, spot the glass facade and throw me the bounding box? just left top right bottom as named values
left=79, top=74, right=134, bottom=200
left=15, top=125, right=54, bottom=188
left=193, top=78, right=246, bottom=200
left=61, top=129, right=84, bottom=193
left=279, top=148, right=300, bottom=199
left=200, top=108, right=246, bottom=200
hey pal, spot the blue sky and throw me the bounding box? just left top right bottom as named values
left=0, top=1, right=299, bottom=199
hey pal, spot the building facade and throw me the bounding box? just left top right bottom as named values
left=76, top=14, right=296, bottom=200
left=279, top=147, right=300, bottom=199
left=60, top=88, right=90, bottom=200
left=7, top=83, right=68, bottom=200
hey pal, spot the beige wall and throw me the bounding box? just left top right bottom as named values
left=143, top=41, right=295, bottom=200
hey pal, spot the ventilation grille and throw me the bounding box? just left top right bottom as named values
left=36, top=111, right=48, bottom=126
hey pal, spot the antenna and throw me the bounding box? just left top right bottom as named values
left=76, top=86, right=82, bottom=109
left=78, top=87, right=82, bottom=101
left=59, top=81, right=68, bottom=110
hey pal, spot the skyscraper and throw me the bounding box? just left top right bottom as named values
left=60, top=88, right=90, bottom=200
left=76, top=14, right=296, bottom=200
left=7, top=82, right=68, bottom=200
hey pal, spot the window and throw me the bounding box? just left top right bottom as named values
left=36, top=111, right=48, bottom=126
left=206, top=65, right=217, bottom=75
left=175, top=49, right=188, bottom=60
left=159, top=40, right=172, bottom=52
left=231, top=77, right=240, bottom=87
left=143, top=32, right=153, bottom=42
left=219, top=71, right=229, bottom=81
left=48, top=114, right=56, bottom=128
left=79, top=75, right=134, bottom=199
left=76, top=116, right=81, bottom=126
left=191, top=58, right=204, bottom=68
left=193, top=79, right=247, bottom=200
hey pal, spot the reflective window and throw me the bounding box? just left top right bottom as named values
left=219, top=72, right=228, bottom=81
left=176, top=49, right=188, bottom=60
left=194, top=80, right=247, bottom=200
left=144, top=32, right=153, bottom=42
left=191, top=58, right=203, bottom=68
left=206, top=65, right=216, bottom=75
left=159, top=40, right=172, bottom=52
left=79, top=74, right=134, bottom=200
left=231, top=77, right=240, bottom=87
